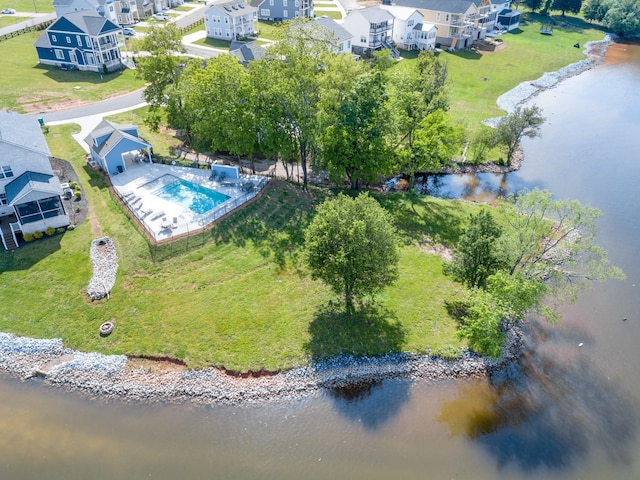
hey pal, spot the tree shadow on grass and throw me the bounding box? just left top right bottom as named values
left=437, top=320, right=638, bottom=473
left=304, top=301, right=407, bottom=361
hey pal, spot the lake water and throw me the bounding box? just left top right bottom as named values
left=2, top=42, right=639, bottom=480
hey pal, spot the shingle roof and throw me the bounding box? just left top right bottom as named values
left=315, top=16, right=353, bottom=42
left=84, top=120, right=149, bottom=158
left=0, top=111, right=51, bottom=157
left=5, top=171, right=58, bottom=204
left=355, top=6, right=394, bottom=23
left=208, top=0, right=258, bottom=17
left=392, top=0, right=477, bottom=14
left=50, top=11, right=120, bottom=36
left=33, top=32, right=52, bottom=48
left=230, top=41, right=266, bottom=64
left=379, top=4, right=423, bottom=21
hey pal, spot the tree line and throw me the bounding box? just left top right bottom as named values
left=136, top=20, right=542, bottom=190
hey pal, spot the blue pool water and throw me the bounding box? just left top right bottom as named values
left=153, top=178, right=230, bottom=215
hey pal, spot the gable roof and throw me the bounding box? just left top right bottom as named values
left=48, top=11, right=120, bottom=36
left=229, top=41, right=266, bottom=64
left=5, top=171, right=59, bottom=204
left=0, top=111, right=51, bottom=157
left=354, top=6, right=394, bottom=23
left=208, top=0, right=257, bottom=16
left=392, top=0, right=477, bottom=14
left=84, top=119, right=150, bottom=158
left=379, top=4, right=423, bottom=21
left=315, top=16, right=353, bottom=43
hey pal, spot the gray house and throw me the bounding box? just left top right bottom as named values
left=315, top=16, right=353, bottom=54
left=84, top=120, right=152, bottom=176
left=0, top=111, right=69, bottom=247
left=250, top=0, right=313, bottom=21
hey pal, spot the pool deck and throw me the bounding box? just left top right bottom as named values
left=109, top=162, right=266, bottom=241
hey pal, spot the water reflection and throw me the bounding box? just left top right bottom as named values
left=438, top=320, right=638, bottom=472
left=327, top=379, right=411, bottom=431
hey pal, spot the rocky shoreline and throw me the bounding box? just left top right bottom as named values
left=0, top=328, right=522, bottom=406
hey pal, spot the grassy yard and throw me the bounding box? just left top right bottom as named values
left=0, top=0, right=54, bottom=13
left=314, top=10, right=342, bottom=20
left=0, top=31, right=144, bottom=112
left=0, top=15, right=23, bottom=28
left=256, top=20, right=283, bottom=41
left=0, top=125, right=483, bottom=371
left=443, top=13, right=607, bottom=131
left=193, top=36, right=230, bottom=50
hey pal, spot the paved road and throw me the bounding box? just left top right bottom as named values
left=28, top=89, right=146, bottom=123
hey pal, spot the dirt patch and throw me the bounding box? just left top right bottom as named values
left=50, top=157, right=89, bottom=227
left=126, top=357, right=188, bottom=374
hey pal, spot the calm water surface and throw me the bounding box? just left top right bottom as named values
left=2, top=42, right=639, bottom=479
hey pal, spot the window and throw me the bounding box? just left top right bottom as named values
left=15, top=197, right=64, bottom=225
left=225, top=16, right=229, bottom=23
left=436, top=12, right=441, bottom=21
left=445, top=14, right=450, bottom=21
left=408, top=20, right=413, bottom=27
left=55, top=49, right=65, bottom=60
left=261, top=8, right=270, bottom=15
left=76, top=35, right=82, bottom=45
left=295, top=0, right=298, bottom=5
left=0, top=193, right=7, bottom=206
left=360, top=35, right=366, bottom=43
left=269, top=0, right=273, bottom=5
left=66, top=36, right=71, bottom=43
left=51, top=34, right=57, bottom=42
left=87, top=53, right=95, bottom=64
left=0, top=165, right=13, bottom=179
left=283, top=9, right=288, bottom=17
left=283, top=0, right=287, bottom=6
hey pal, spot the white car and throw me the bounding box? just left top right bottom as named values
left=2, top=8, right=16, bottom=14
left=122, top=27, right=135, bottom=37
left=153, top=13, right=169, bottom=20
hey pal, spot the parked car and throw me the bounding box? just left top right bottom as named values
left=122, top=27, right=135, bottom=37
left=60, top=183, right=73, bottom=200
left=153, top=13, right=169, bottom=21
left=2, top=8, right=17, bottom=14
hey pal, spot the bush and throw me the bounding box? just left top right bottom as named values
left=69, top=181, right=79, bottom=189
left=67, top=224, right=76, bottom=231
left=74, top=191, right=82, bottom=199
left=23, top=233, right=34, bottom=242
left=55, top=227, right=66, bottom=234
left=45, top=226, right=55, bottom=236
left=33, top=231, right=44, bottom=239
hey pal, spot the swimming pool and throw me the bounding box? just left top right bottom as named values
left=149, top=176, right=230, bottom=215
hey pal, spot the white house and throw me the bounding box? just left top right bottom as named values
left=205, top=0, right=258, bottom=41
left=0, top=111, right=69, bottom=248
left=341, top=6, right=394, bottom=55
left=379, top=5, right=437, bottom=50
left=53, top=0, right=120, bottom=24
left=315, top=16, right=353, bottom=54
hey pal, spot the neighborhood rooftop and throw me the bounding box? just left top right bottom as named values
left=392, top=0, right=480, bottom=14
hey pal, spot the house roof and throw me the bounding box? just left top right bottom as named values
left=392, top=0, right=477, bottom=14
left=207, top=0, right=257, bottom=16
left=315, top=16, right=353, bottom=42
left=84, top=119, right=150, bottom=158
left=0, top=111, right=51, bottom=157
left=414, top=22, right=437, bottom=31
left=379, top=4, right=423, bottom=21
left=353, top=6, right=394, bottom=23
left=249, top=0, right=265, bottom=7
left=5, top=171, right=60, bottom=205
left=498, top=8, right=520, bottom=17
left=34, top=32, right=52, bottom=48
left=48, top=11, right=121, bottom=36
left=230, top=41, right=266, bottom=64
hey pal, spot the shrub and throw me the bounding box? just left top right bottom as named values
left=74, top=191, right=82, bottom=199
left=67, top=224, right=76, bottom=231
left=23, top=233, right=34, bottom=242
left=69, top=181, right=79, bottom=189
left=56, top=227, right=66, bottom=234
left=45, top=226, right=55, bottom=236
left=33, top=231, right=44, bottom=239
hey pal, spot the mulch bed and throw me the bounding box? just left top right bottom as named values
left=50, top=157, right=88, bottom=227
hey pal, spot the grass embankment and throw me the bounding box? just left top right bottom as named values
left=396, top=13, right=607, bottom=133
left=0, top=126, right=484, bottom=371
left=0, top=31, right=143, bottom=112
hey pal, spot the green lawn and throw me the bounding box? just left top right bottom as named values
left=0, top=15, right=23, bottom=28
left=0, top=0, right=53, bottom=13
left=314, top=10, right=342, bottom=20
left=256, top=20, right=283, bottom=41
left=0, top=31, right=144, bottom=112
left=193, top=36, right=230, bottom=50
left=443, top=13, right=607, bottom=131
left=0, top=126, right=482, bottom=371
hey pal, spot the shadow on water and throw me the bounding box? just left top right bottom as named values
left=419, top=172, right=542, bottom=202
left=327, top=379, right=412, bottom=432
left=437, top=320, right=638, bottom=472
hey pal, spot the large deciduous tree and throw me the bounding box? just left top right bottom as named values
left=603, top=0, right=640, bottom=36
left=305, top=193, right=400, bottom=313
left=551, top=0, right=582, bottom=15
left=445, top=209, right=509, bottom=290
left=319, top=70, right=392, bottom=189
left=136, top=24, right=186, bottom=131
left=493, top=105, right=545, bottom=167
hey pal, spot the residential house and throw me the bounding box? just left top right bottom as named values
left=53, top=0, right=120, bottom=25
left=392, top=0, right=491, bottom=49
left=205, top=0, right=258, bottom=40
left=487, top=0, right=519, bottom=31
left=84, top=120, right=152, bottom=176
left=379, top=5, right=437, bottom=50
left=315, top=16, right=353, bottom=54
left=497, top=8, right=520, bottom=31
left=0, top=111, right=70, bottom=247
left=229, top=40, right=266, bottom=66
left=341, top=6, right=394, bottom=55
left=34, top=12, right=126, bottom=72
left=250, top=0, right=313, bottom=22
